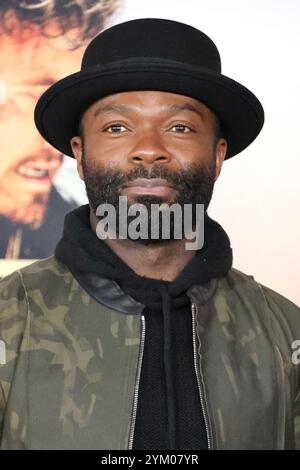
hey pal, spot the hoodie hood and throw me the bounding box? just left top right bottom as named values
left=55, top=205, right=233, bottom=310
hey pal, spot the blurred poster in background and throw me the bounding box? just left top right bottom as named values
left=1, top=0, right=299, bottom=305
left=0, top=0, right=120, bottom=277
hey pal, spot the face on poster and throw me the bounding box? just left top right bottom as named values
left=0, top=0, right=299, bottom=306
left=0, top=0, right=120, bottom=276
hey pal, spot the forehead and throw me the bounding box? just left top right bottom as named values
left=0, top=29, right=83, bottom=85
left=84, top=90, right=215, bottom=119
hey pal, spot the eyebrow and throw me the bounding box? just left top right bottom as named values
left=23, top=79, right=56, bottom=87
left=93, top=102, right=205, bottom=120
left=168, top=103, right=205, bottom=120
left=93, top=103, right=132, bottom=117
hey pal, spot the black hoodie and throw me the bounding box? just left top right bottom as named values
left=55, top=205, right=232, bottom=450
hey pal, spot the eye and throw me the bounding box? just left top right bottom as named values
left=170, top=124, right=192, bottom=133
left=104, top=123, right=127, bottom=133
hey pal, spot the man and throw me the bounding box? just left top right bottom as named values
left=0, top=0, right=119, bottom=259
left=0, top=18, right=299, bottom=450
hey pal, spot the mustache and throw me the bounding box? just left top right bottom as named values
left=81, top=154, right=217, bottom=217
left=89, top=163, right=208, bottom=192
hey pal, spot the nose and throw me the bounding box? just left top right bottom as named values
left=127, top=127, right=172, bottom=165
left=36, top=135, right=63, bottom=162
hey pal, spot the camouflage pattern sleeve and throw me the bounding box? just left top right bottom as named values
left=259, top=283, right=300, bottom=448
left=0, top=270, right=28, bottom=441
left=295, top=389, right=300, bottom=449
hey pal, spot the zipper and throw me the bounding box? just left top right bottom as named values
left=191, top=303, right=213, bottom=449
left=128, top=315, right=146, bottom=450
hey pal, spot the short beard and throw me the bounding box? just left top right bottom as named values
left=82, top=152, right=216, bottom=245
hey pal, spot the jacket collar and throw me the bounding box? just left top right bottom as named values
left=55, top=205, right=233, bottom=314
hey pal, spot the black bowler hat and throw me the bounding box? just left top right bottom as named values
left=34, top=18, right=264, bottom=159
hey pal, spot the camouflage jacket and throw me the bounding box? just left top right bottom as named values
left=0, top=256, right=299, bottom=449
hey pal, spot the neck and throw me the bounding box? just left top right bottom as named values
left=90, top=208, right=196, bottom=281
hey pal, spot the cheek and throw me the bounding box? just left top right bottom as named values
left=0, top=111, right=49, bottom=170
left=170, top=139, right=212, bottom=166
left=0, top=109, right=37, bottom=147
left=85, top=137, right=128, bottom=165
left=0, top=126, right=30, bottom=175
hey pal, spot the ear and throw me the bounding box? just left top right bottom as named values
left=70, top=136, right=84, bottom=180
left=215, top=138, right=227, bottom=180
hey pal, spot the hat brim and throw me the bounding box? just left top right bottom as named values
left=34, top=58, right=264, bottom=159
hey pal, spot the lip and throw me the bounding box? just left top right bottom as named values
left=124, top=178, right=174, bottom=189
left=14, top=157, right=62, bottom=186
left=122, top=178, right=176, bottom=196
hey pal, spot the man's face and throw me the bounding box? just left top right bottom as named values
left=71, top=90, right=227, bottom=242
left=0, top=28, right=83, bottom=225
